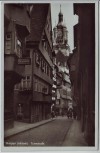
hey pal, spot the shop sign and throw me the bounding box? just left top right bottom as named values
left=18, top=58, right=31, bottom=65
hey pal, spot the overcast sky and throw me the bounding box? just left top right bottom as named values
left=51, top=3, right=78, bottom=51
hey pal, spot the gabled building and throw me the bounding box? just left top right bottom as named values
left=4, top=4, right=31, bottom=130
left=14, top=4, right=53, bottom=123
left=67, top=24, right=80, bottom=118
left=52, top=51, right=57, bottom=104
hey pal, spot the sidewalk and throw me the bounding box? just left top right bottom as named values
left=4, top=118, right=55, bottom=139
left=62, top=119, right=88, bottom=146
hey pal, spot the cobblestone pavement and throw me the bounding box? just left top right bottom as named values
left=4, top=117, right=73, bottom=146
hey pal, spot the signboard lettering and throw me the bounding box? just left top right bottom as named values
left=18, top=58, right=31, bottom=65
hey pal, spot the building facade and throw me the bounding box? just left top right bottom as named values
left=53, top=7, right=72, bottom=115
left=14, top=4, right=53, bottom=123
left=67, top=24, right=80, bottom=118
left=4, top=4, right=31, bottom=130
left=52, top=51, right=57, bottom=104
left=68, top=4, right=95, bottom=146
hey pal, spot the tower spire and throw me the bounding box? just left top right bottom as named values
left=60, top=4, right=61, bottom=13
left=58, top=4, right=63, bottom=23
left=64, top=18, right=66, bottom=25
left=55, top=20, right=56, bottom=26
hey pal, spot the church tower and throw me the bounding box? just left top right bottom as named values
left=53, top=5, right=71, bottom=65
left=53, top=5, right=69, bottom=47
left=52, top=5, right=72, bottom=115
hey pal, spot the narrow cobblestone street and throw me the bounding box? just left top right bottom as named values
left=4, top=117, right=73, bottom=146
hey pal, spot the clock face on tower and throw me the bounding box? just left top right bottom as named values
left=56, top=29, right=63, bottom=44
left=57, top=29, right=63, bottom=37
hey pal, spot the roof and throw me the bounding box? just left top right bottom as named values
left=27, top=4, right=49, bottom=42
left=57, top=22, right=66, bottom=28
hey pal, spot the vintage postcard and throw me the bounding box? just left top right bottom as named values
left=0, top=0, right=99, bottom=152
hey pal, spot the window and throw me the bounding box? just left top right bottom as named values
left=42, top=85, right=48, bottom=95
left=14, top=30, right=23, bottom=58
left=41, top=59, right=45, bottom=72
left=6, top=33, right=11, bottom=40
left=45, top=63, right=47, bottom=73
left=45, top=42, right=47, bottom=51
left=27, top=76, right=30, bottom=80
left=39, top=57, right=42, bottom=68
left=34, top=79, right=38, bottom=91
left=47, top=65, right=49, bottom=76
left=5, top=32, right=12, bottom=54
left=45, top=63, right=48, bottom=74
left=16, top=40, right=22, bottom=58
left=14, top=83, right=20, bottom=90
left=37, top=81, right=39, bottom=92
left=38, top=82, right=41, bottom=93
left=46, top=22, right=49, bottom=31
left=45, top=64, right=47, bottom=74
left=35, top=52, right=40, bottom=66
left=34, top=77, right=48, bottom=94
left=18, top=76, right=31, bottom=90
left=50, top=68, right=53, bottom=79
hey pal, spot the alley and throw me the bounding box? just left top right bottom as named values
left=5, top=117, right=73, bottom=146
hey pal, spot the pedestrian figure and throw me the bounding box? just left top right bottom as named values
left=51, top=104, right=55, bottom=119
left=67, top=108, right=73, bottom=119
left=73, top=109, right=77, bottom=119
left=17, top=104, right=24, bottom=120
left=51, top=111, right=55, bottom=119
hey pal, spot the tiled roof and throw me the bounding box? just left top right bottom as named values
left=27, top=4, right=49, bottom=42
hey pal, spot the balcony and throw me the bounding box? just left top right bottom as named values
left=4, top=54, right=25, bottom=83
